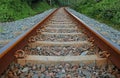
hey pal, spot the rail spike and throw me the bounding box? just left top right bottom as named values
left=28, top=36, right=36, bottom=42
left=99, top=51, right=110, bottom=58
left=14, top=50, right=26, bottom=59
left=36, top=29, right=41, bottom=34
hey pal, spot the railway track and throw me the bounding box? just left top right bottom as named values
left=0, top=8, right=120, bottom=77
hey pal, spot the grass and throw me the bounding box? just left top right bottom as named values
left=70, top=0, right=120, bottom=31
left=0, top=0, right=51, bottom=22
left=0, top=26, right=4, bottom=33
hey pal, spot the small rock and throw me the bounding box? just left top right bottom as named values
left=22, top=67, right=29, bottom=72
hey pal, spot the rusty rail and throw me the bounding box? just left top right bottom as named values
left=0, top=8, right=58, bottom=75
left=64, top=8, right=120, bottom=69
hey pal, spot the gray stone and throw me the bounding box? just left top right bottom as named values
left=32, top=74, right=39, bottom=78
left=22, top=67, right=29, bottom=72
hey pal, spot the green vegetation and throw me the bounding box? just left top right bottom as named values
left=71, top=0, right=120, bottom=31
left=0, top=26, right=4, bottom=33
left=32, top=1, right=51, bottom=13
left=0, top=0, right=51, bottom=22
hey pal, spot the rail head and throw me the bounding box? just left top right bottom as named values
left=0, top=8, right=58, bottom=75
left=64, top=8, right=120, bottom=69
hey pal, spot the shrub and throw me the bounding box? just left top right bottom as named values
left=0, top=0, right=51, bottom=22
left=71, top=0, right=120, bottom=30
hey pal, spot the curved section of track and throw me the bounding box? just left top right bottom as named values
left=0, top=8, right=120, bottom=77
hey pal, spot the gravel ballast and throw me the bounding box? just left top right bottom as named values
left=67, top=8, right=120, bottom=47
left=0, top=9, right=55, bottom=49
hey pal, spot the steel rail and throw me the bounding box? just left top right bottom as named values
left=64, top=8, right=120, bottom=69
left=0, top=8, right=58, bottom=75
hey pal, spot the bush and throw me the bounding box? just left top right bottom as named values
left=0, top=0, right=51, bottom=22
left=32, top=1, right=51, bottom=13
left=71, top=0, right=120, bottom=30
left=0, top=0, right=35, bottom=22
